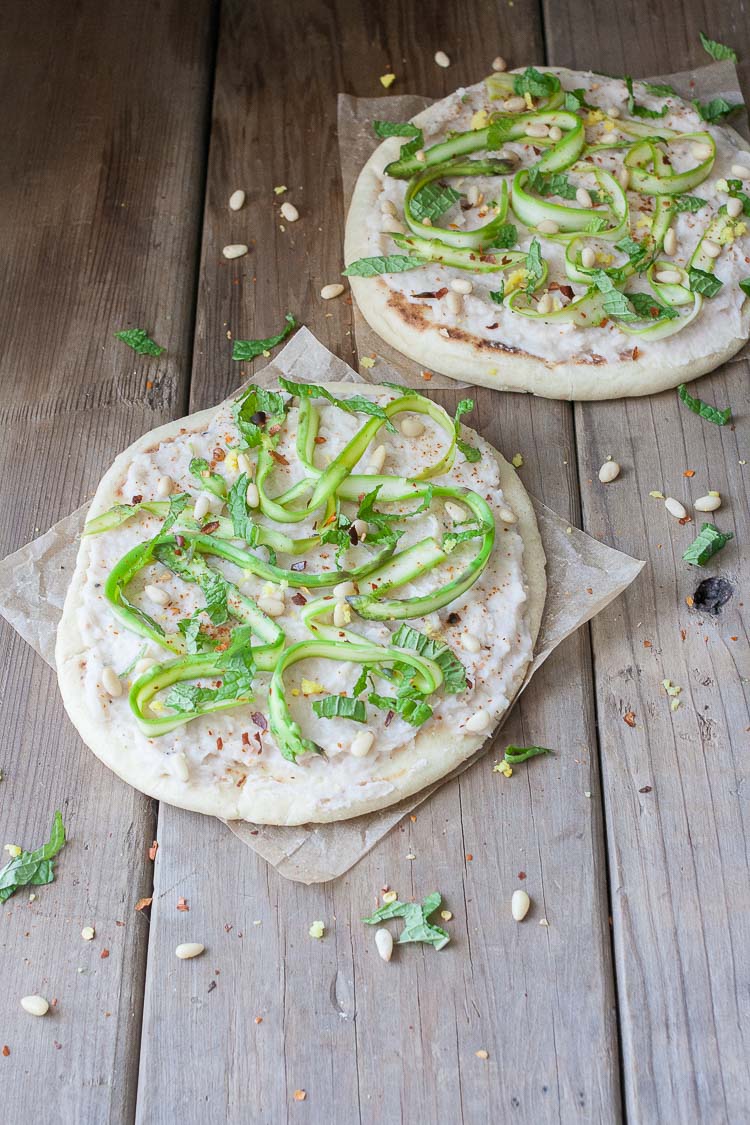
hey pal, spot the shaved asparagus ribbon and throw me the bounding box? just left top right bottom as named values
left=345, top=71, right=738, bottom=336
left=89, top=386, right=501, bottom=758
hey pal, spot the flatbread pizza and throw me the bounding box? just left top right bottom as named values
left=56, top=379, right=545, bottom=825
left=345, top=66, right=750, bottom=399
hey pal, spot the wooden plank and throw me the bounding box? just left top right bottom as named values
left=136, top=2, right=621, bottom=1121
left=0, top=2, right=215, bottom=1122
left=543, top=4, right=750, bottom=1120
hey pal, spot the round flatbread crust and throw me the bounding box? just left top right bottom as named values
left=345, top=68, right=750, bottom=400
left=56, top=385, right=545, bottom=824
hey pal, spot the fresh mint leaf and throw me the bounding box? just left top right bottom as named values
left=724, top=179, right=750, bottom=215
left=411, top=181, right=461, bottom=222
left=0, top=812, right=67, bottom=904
left=692, top=97, right=741, bottom=123
left=525, top=238, right=544, bottom=295
left=683, top=522, right=734, bottom=566
left=214, top=630, right=255, bottom=703
left=625, top=75, right=668, bottom=119
left=114, top=328, right=164, bottom=356
left=232, top=314, right=296, bottom=362
left=363, top=891, right=450, bottom=950
left=178, top=615, right=216, bottom=654
left=740, top=277, right=750, bottom=297
left=373, top=120, right=422, bottom=141
left=453, top=399, right=481, bottom=463
left=312, top=696, right=367, bottom=722
left=699, top=32, right=737, bottom=63
left=592, top=271, right=638, bottom=320
left=343, top=254, right=423, bottom=277
left=673, top=194, right=707, bottom=213
left=232, top=385, right=287, bottom=449
left=391, top=624, right=467, bottom=695
left=564, top=88, right=594, bottom=111
left=189, top=457, right=226, bottom=498
left=643, top=81, right=677, bottom=97
left=165, top=682, right=215, bottom=713
left=513, top=67, right=561, bottom=100
left=688, top=267, right=723, bottom=297
left=615, top=235, right=648, bottom=269
left=199, top=570, right=229, bottom=626
left=489, top=284, right=505, bottom=303
left=627, top=291, right=679, bottom=321
left=504, top=744, right=553, bottom=764
left=227, top=472, right=253, bottom=542
left=678, top=383, right=732, bottom=425
left=487, top=222, right=518, bottom=250
left=278, top=376, right=397, bottom=433
left=527, top=167, right=577, bottom=200
left=161, top=493, right=190, bottom=535
left=368, top=688, right=433, bottom=726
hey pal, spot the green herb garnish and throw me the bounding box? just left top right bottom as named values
left=363, top=891, right=450, bottom=950
left=114, top=329, right=164, bottom=356
left=189, top=457, right=226, bottom=498
left=0, top=812, right=67, bottom=904
left=489, top=284, right=505, bottom=304
left=625, top=76, right=668, bottom=120
left=391, top=624, right=467, bottom=695
left=453, top=399, right=481, bottom=463
left=278, top=376, right=398, bottom=432
left=678, top=383, right=732, bottom=425
left=312, top=696, right=367, bottom=722
left=692, top=97, right=741, bottom=123
left=525, top=238, right=544, bottom=296
left=410, top=181, right=461, bottom=223
left=627, top=291, right=679, bottom=321
left=232, top=313, right=296, bottom=362
left=513, top=67, right=561, bottom=100
left=504, top=744, right=553, bottom=764
left=688, top=267, right=723, bottom=298
left=343, top=254, right=423, bottom=277
left=683, top=523, right=734, bottom=566
left=673, top=194, right=707, bottom=213
left=699, top=32, right=737, bottom=63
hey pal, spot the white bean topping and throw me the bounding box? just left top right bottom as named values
left=598, top=460, right=621, bottom=483
left=280, top=201, right=299, bottom=222
left=511, top=890, right=531, bottom=922
left=434, top=50, right=450, bottom=68
left=663, top=228, right=677, bottom=256
left=537, top=219, right=559, bottom=235
left=102, top=666, right=122, bottom=698
left=694, top=494, right=721, bottom=512
left=144, top=583, right=170, bottom=607
left=246, top=482, right=260, bottom=508
left=665, top=497, right=688, bottom=519
left=229, top=189, right=246, bottom=211
left=222, top=244, right=248, bottom=259
left=450, top=277, right=473, bottom=295
left=156, top=474, right=173, bottom=498
left=655, top=269, right=682, bottom=284
left=175, top=943, right=204, bottom=960
left=400, top=417, right=425, bottom=438
left=320, top=283, right=345, bottom=300
left=466, top=710, right=491, bottom=733
left=375, top=928, right=394, bottom=961
left=581, top=246, right=596, bottom=269
left=350, top=730, right=375, bottom=757
left=20, top=995, right=49, bottom=1017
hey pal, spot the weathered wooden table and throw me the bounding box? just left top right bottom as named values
left=1, top=2, right=747, bottom=1122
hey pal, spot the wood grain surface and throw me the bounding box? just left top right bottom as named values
left=1, top=0, right=747, bottom=1122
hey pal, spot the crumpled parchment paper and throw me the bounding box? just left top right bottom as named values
left=338, top=59, right=750, bottom=387
left=0, top=328, right=643, bottom=882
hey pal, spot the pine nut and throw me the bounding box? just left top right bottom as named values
left=537, top=219, right=559, bottom=235
left=381, top=216, right=406, bottom=235
left=156, top=474, right=173, bottom=498
left=576, top=187, right=593, bottom=209
left=380, top=198, right=397, bottom=216
left=193, top=493, right=213, bottom=521
left=497, top=504, right=517, bottom=524
left=581, top=246, right=596, bottom=269
left=450, top=277, right=473, bottom=295
left=353, top=518, right=369, bottom=540
left=466, top=710, right=491, bottom=733
left=536, top=292, right=553, bottom=315
left=617, top=166, right=630, bottom=191
left=81, top=926, right=95, bottom=941
left=525, top=122, right=549, bottom=138
left=102, top=666, right=122, bottom=697
left=246, top=482, right=260, bottom=508
left=548, top=125, right=563, bottom=141
left=351, top=730, right=375, bottom=757
left=731, top=164, right=750, bottom=179
left=333, top=601, right=350, bottom=627
left=415, top=149, right=426, bottom=163
left=173, top=752, right=190, bottom=782
left=321, top=283, right=345, bottom=300
left=280, top=202, right=299, bottom=222
left=400, top=417, right=425, bottom=438
left=375, top=928, right=394, bottom=961
left=492, top=56, right=507, bottom=72
left=367, top=444, right=387, bottom=473
left=665, top=497, right=688, bottom=519
left=145, top=583, right=170, bottom=607
left=691, top=142, right=713, bottom=160
left=222, top=244, right=248, bottom=259
left=694, top=493, right=721, bottom=512
left=333, top=580, right=356, bottom=598
left=467, top=184, right=480, bottom=206
left=445, top=500, right=467, bottom=522
left=663, top=227, right=677, bottom=256
left=598, top=460, right=621, bottom=483
left=655, top=269, right=682, bottom=284
left=258, top=596, right=285, bottom=617
left=504, top=96, right=526, bottom=114
left=175, top=943, right=204, bottom=960
left=133, top=657, right=157, bottom=677
left=727, top=196, right=743, bottom=218
left=20, top=995, right=49, bottom=1017
left=434, top=50, right=450, bottom=68
left=511, top=889, right=531, bottom=922
left=461, top=634, right=481, bottom=653
left=702, top=239, right=721, bottom=258
left=237, top=453, right=253, bottom=476
left=608, top=106, right=620, bottom=118
left=229, top=189, right=246, bottom=211
left=446, top=291, right=463, bottom=315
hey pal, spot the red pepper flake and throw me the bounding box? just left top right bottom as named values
left=421, top=370, right=433, bottom=380
left=678, top=515, right=692, bottom=526
left=176, top=897, right=189, bottom=912
left=623, top=711, right=636, bottom=728
left=145, top=380, right=153, bottom=390
left=216, top=737, right=223, bottom=751
left=270, top=450, right=289, bottom=466
left=135, top=897, right=153, bottom=912
left=631, top=346, right=640, bottom=360
left=586, top=587, right=593, bottom=595
left=313, top=435, right=327, bottom=444
left=255, top=1016, right=263, bottom=1025
left=643, top=640, right=652, bottom=648
left=680, top=629, right=687, bottom=641
left=253, top=732, right=263, bottom=754
left=201, top=520, right=220, bottom=535
left=730, top=636, right=738, bottom=641
left=549, top=281, right=574, bottom=301
left=639, top=785, right=652, bottom=793
left=224, top=923, right=233, bottom=932
left=236, top=774, right=248, bottom=787
left=100, top=949, right=110, bottom=959
left=252, top=712, right=268, bottom=730
left=1, top=1046, right=9, bottom=1057
left=212, top=447, right=226, bottom=462
left=293, top=1090, right=307, bottom=1102
left=384, top=710, right=395, bottom=727
left=518, top=871, right=526, bottom=880
left=148, top=841, right=158, bottom=861
left=291, top=592, right=307, bottom=605
left=465, top=853, right=473, bottom=861
left=685, top=595, right=694, bottom=607
left=131, top=495, right=143, bottom=505
left=242, top=732, right=251, bottom=748
left=683, top=470, right=695, bottom=478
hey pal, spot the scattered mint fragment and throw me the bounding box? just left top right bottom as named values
left=0, top=812, right=67, bottom=904
left=232, top=313, right=296, bottom=361
left=683, top=523, right=734, bottom=566
left=678, top=383, right=731, bottom=425
left=114, top=329, right=164, bottom=356
left=363, top=891, right=450, bottom=950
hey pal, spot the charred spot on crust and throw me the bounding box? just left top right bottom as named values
left=692, top=577, right=734, bottom=615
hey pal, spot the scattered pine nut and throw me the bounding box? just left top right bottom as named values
left=434, top=50, right=450, bottom=68
left=731, top=163, right=750, bottom=179
left=350, top=730, right=375, bottom=757
left=476, top=1049, right=489, bottom=1059
left=81, top=926, right=95, bottom=941
left=446, top=291, right=463, bottom=315
left=504, top=96, right=526, bottom=114
left=581, top=246, right=596, bottom=269
left=280, top=202, right=299, bottom=223
left=537, top=219, right=559, bottom=235
left=511, top=889, right=531, bottom=921
left=400, top=417, right=425, bottom=438
left=575, top=187, right=593, bottom=208
left=381, top=215, right=406, bottom=235
left=222, top=244, right=248, bottom=259
left=655, top=269, right=682, bottom=284
left=156, top=475, right=173, bottom=498
left=497, top=504, right=517, bottom=524
left=258, top=596, right=285, bottom=617
left=229, top=189, right=246, bottom=211
left=727, top=196, right=743, bottom=218
left=246, top=482, right=260, bottom=508
left=450, top=277, right=473, bottom=295
left=598, top=460, right=621, bottom=483
left=702, top=239, right=721, bottom=259
left=193, top=493, right=214, bottom=521
left=691, top=142, right=713, bottom=160
left=320, top=283, right=345, bottom=300
left=525, top=122, right=550, bottom=138
left=492, top=56, right=507, bottom=72
left=173, top=752, right=190, bottom=782
left=536, top=292, right=553, bottom=315
left=665, top=497, right=688, bottom=520
left=102, top=667, right=122, bottom=698
left=20, top=995, right=49, bottom=1017
left=175, top=943, right=205, bottom=960
left=694, top=493, right=721, bottom=512
left=144, top=583, right=170, bottom=607
left=548, top=125, right=563, bottom=141
left=466, top=710, right=490, bottom=733
left=375, top=928, right=394, bottom=961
